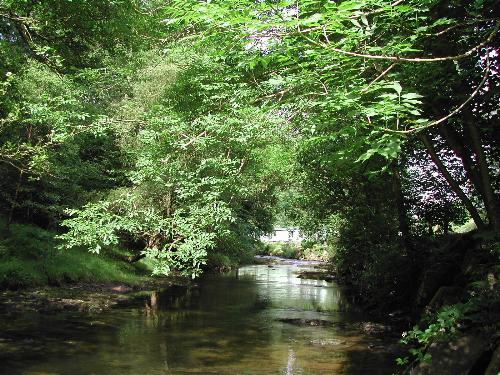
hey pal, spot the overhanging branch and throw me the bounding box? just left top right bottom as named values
left=384, top=60, right=490, bottom=135
left=307, top=21, right=499, bottom=63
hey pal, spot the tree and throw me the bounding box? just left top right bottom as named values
left=59, top=46, right=284, bottom=277
left=0, top=0, right=152, bottom=230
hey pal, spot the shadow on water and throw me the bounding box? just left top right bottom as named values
left=0, top=262, right=398, bottom=374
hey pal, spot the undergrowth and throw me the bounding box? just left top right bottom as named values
left=258, top=241, right=333, bottom=261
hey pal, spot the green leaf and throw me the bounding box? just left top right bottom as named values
left=387, top=82, right=402, bottom=95
left=302, top=13, right=324, bottom=25
left=338, top=1, right=364, bottom=11
left=402, top=93, right=423, bottom=99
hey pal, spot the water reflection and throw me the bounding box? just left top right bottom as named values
left=0, top=263, right=397, bottom=375
left=237, top=264, right=351, bottom=314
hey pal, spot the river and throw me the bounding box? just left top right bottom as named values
left=0, top=260, right=398, bottom=374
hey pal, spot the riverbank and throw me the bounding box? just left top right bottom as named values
left=0, top=254, right=402, bottom=341
left=3, top=222, right=497, bottom=375
left=0, top=277, right=192, bottom=315
left=1, top=255, right=319, bottom=316
left=257, top=241, right=334, bottom=262
left=0, top=220, right=195, bottom=314
left=0, top=220, right=158, bottom=290
left=260, top=253, right=499, bottom=375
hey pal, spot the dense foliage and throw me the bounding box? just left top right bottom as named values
left=59, top=47, right=284, bottom=277
left=1, top=0, right=499, bottom=369
left=0, top=0, right=287, bottom=277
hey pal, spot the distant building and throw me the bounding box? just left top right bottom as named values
left=261, top=228, right=303, bottom=243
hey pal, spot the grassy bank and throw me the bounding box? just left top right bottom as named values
left=0, top=219, right=153, bottom=290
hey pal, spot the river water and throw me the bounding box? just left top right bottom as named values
left=0, top=261, right=397, bottom=374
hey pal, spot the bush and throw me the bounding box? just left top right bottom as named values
left=255, top=242, right=270, bottom=256
left=301, top=242, right=334, bottom=261
left=261, top=242, right=300, bottom=259
left=330, top=201, right=415, bottom=311
left=205, top=252, right=235, bottom=272
left=259, top=240, right=334, bottom=261
left=0, top=259, right=48, bottom=289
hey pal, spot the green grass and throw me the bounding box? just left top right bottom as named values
left=0, top=218, right=153, bottom=290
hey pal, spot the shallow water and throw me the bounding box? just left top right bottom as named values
left=0, top=262, right=397, bottom=374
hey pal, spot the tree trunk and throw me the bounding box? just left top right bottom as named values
left=420, top=134, right=486, bottom=231
left=463, top=113, right=499, bottom=231
left=431, top=105, right=487, bottom=213
left=6, top=169, right=24, bottom=232
left=390, top=161, right=412, bottom=250
left=439, top=125, right=484, bottom=199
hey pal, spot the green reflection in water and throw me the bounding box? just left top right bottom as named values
left=0, top=263, right=396, bottom=375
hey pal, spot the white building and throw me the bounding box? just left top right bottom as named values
left=261, top=228, right=303, bottom=243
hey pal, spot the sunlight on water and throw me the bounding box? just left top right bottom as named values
left=0, top=263, right=397, bottom=375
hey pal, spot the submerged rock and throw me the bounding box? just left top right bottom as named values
left=295, top=271, right=336, bottom=282
left=361, top=322, right=393, bottom=335
left=277, top=318, right=335, bottom=327
left=0, top=279, right=187, bottom=314
left=110, top=285, right=133, bottom=293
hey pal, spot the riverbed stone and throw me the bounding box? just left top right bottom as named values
left=296, top=270, right=336, bottom=282
left=361, top=322, right=393, bottom=335
left=410, top=335, right=487, bottom=375
left=277, top=318, right=334, bottom=327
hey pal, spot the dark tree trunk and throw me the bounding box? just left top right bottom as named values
left=6, top=169, right=24, bottom=232
left=463, top=113, right=499, bottom=231
left=420, top=133, right=486, bottom=231
left=439, top=125, right=484, bottom=198
left=390, top=161, right=412, bottom=251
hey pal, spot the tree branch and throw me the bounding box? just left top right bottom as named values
left=181, top=130, right=207, bottom=148
left=308, top=21, right=499, bottom=63
left=348, top=0, right=404, bottom=19
left=384, top=61, right=490, bottom=135
left=427, top=18, right=495, bottom=37
left=362, top=63, right=396, bottom=92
